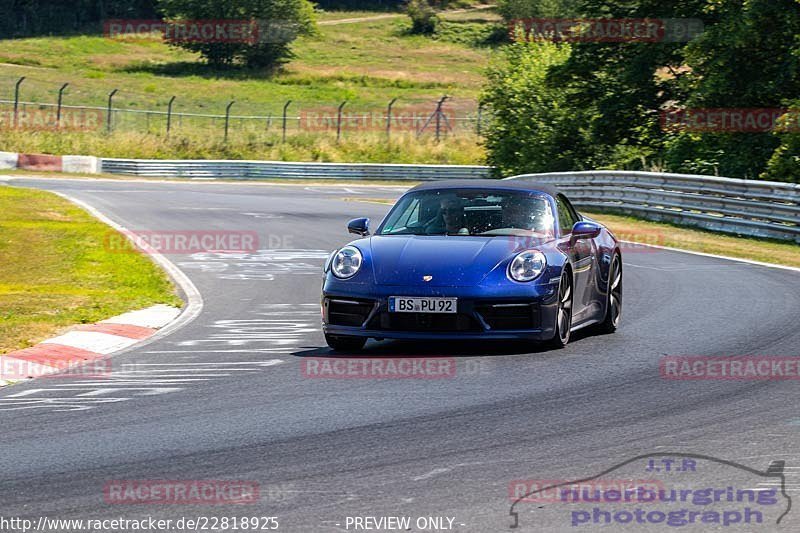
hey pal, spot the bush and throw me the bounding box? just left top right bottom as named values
left=762, top=138, right=800, bottom=183
left=664, top=133, right=781, bottom=179
left=405, top=0, right=439, bottom=35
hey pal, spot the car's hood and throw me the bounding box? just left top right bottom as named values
left=368, top=235, right=519, bottom=286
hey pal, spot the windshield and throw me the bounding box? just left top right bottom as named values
left=377, top=189, right=555, bottom=237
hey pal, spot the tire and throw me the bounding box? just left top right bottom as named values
left=597, top=253, right=622, bottom=334
left=548, top=268, right=573, bottom=348
left=325, top=333, right=367, bottom=352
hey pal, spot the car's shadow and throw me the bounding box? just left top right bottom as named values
left=293, top=327, right=597, bottom=359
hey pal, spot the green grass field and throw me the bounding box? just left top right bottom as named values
left=0, top=185, right=181, bottom=354
left=0, top=6, right=499, bottom=164
left=0, top=7, right=496, bottom=106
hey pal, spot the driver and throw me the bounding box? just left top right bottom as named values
left=425, top=197, right=469, bottom=235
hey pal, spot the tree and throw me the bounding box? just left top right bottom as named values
left=481, top=39, right=591, bottom=176
left=496, top=0, right=582, bottom=22
left=665, top=0, right=800, bottom=178
left=156, top=0, right=316, bottom=68
left=483, top=0, right=800, bottom=180
left=0, top=1, right=159, bottom=38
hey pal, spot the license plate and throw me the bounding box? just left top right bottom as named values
left=389, top=297, right=457, bottom=313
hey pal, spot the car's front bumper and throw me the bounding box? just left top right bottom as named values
left=322, top=281, right=560, bottom=342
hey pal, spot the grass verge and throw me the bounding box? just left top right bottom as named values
left=0, top=185, right=182, bottom=354
left=0, top=130, right=485, bottom=164
left=585, top=212, right=800, bottom=268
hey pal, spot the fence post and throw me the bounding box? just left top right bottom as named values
left=386, top=97, right=397, bottom=139
left=336, top=101, right=347, bottom=143
left=282, top=100, right=292, bottom=142
left=13, top=77, right=25, bottom=128
left=56, top=83, right=69, bottom=129
left=106, top=89, right=118, bottom=134
left=166, top=96, right=176, bottom=137
left=224, top=100, right=235, bottom=142
left=435, top=95, right=448, bottom=143
left=476, top=102, right=483, bottom=136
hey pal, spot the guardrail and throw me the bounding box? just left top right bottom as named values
left=100, top=158, right=492, bottom=181
left=5, top=151, right=798, bottom=243
left=507, top=171, right=800, bottom=243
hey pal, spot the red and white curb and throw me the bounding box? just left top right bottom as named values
left=0, top=151, right=99, bottom=173
left=0, top=304, right=181, bottom=386
left=0, top=191, right=204, bottom=387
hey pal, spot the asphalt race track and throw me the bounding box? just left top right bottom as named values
left=2, top=177, right=800, bottom=532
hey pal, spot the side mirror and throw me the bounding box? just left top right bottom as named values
left=347, top=217, right=370, bottom=236
left=571, top=220, right=601, bottom=239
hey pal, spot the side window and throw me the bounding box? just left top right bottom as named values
left=394, top=198, right=420, bottom=230
left=562, top=196, right=581, bottom=224
left=555, top=195, right=580, bottom=235
left=404, top=200, right=420, bottom=227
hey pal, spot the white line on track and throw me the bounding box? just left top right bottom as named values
left=121, top=361, right=286, bottom=366
left=620, top=240, right=800, bottom=274
left=53, top=192, right=205, bottom=347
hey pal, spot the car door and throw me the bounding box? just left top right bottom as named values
left=556, top=194, right=595, bottom=320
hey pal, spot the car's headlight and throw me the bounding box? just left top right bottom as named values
left=508, top=250, right=547, bottom=282
left=330, top=246, right=363, bottom=279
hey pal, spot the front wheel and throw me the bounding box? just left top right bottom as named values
left=597, top=253, right=622, bottom=334
left=547, top=269, right=573, bottom=348
left=325, top=333, right=367, bottom=352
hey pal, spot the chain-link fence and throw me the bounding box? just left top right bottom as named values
left=0, top=75, right=486, bottom=144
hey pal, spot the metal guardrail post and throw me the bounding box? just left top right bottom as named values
left=166, top=96, right=176, bottom=137
left=386, top=97, right=397, bottom=139
left=336, top=101, right=347, bottom=143
left=106, top=89, right=118, bottom=134
left=282, top=100, right=292, bottom=143
left=13, top=77, right=25, bottom=128
left=224, top=101, right=235, bottom=142
left=435, top=95, right=448, bottom=143
left=56, top=83, right=69, bottom=129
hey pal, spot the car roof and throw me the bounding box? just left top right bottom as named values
left=408, top=179, right=560, bottom=198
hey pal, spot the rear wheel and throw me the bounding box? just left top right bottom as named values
left=597, top=254, right=622, bottom=333
left=548, top=269, right=573, bottom=348
left=325, top=333, right=367, bottom=352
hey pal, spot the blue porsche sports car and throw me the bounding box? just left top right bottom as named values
left=321, top=180, right=622, bottom=350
